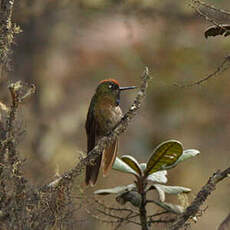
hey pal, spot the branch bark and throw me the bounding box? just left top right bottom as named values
left=0, top=0, right=18, bottom=73
left=170, top=167, right=230, bottom=230
left=139, top=179, right=148, bottom=230
left=175, top=55, right=230, bottom=88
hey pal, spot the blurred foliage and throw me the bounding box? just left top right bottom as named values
left=0, top=0, right=230, bottom=229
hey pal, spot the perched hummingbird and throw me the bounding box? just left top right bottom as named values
left=85, top=79, right=136, bottom=186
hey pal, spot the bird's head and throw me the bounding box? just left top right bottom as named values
left=95, top=79, right=136, bottom=106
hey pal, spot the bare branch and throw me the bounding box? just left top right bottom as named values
left=192, top=0, right=230, bottom=16
left=150, top=218, right=176, bottom=224
left=94, top=198, right=139, bottom=215
left=1, top=82, right=35, bottom=163
left=218, top=213, right=230, bottom=230
left=170, top=167, right=230, bottom=230
left=148, top=211, right=169, bottom=219
left=175, top=55, right=230, bottom=88
left=95, top=207, right=141, bottom=226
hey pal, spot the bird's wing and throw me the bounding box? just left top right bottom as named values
left=102, top=138, right=118, bottom=177
left=85, top=96, right=102, bottom=186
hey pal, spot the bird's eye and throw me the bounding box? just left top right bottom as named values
left=108, top=84, right=113, bottom=89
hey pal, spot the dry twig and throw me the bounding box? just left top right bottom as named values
left=218, top=213, right=230, bottom=230
left=192, top=0, right=230, bottom=16
left=170, top=167, right=230, bottom=230
left=175, top=55, right=230, bottom=88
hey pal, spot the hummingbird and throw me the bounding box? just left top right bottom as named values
left=85, top=79, right=136, bottom=186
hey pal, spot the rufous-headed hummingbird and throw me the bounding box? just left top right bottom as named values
left=85, top=79, right=136, bottom=186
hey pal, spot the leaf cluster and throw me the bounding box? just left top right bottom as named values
left=94, top=140, right=199, bottom=227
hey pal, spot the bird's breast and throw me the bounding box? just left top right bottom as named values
left=94, top=104, right=122, bottom=135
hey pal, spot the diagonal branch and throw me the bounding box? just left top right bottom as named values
left=40, top=67, right=151, bottom=192
left=175, top=55, right=230, bottom=88
left=192, top=0, right=230, bottom=16
left=170, top=167, right=230, bottom=230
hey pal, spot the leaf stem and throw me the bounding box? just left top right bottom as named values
left=138, top=176, right=149, bottom=230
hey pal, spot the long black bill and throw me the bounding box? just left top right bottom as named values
left=119, top=86, right=136, bottom=91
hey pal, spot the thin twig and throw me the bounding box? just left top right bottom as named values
left=86, top=198, right=140, bottom=227
left=96, top=207, right=141, bottom=226
left=94, top=198, right=139, bottom=214
left=90, top=213, right=140, bottom=226
left=148, top=211, right=169, bottom=219
left=175, top=55, right=230, bottom=88
left=150, top=218, right=176, bottom=224
left=192, top=0, right=230, bottom=16
left=114, top=212, right=133, bottom=230
left=147, top=210, right=174, bottom=226
left=170, top=167, right=230, bottom=230
left=218, top=213, right=230, bottom=230
left=40, top=67, right=151, bottom=192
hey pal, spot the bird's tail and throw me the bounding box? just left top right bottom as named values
left=85, top=154, right=102, bottom=186
left=102, top=139, right=118, bottom=177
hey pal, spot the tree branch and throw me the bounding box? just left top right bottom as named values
left=175, top=55, right=230, bottom=88
left=139, top=179, right=148, bottom=230
left=0, top=0, right=20, bottom=73
left=1, top=82, right=35, bottom=163
left=170, top=167, right=230, bottom=230
left=192, top=0, right=230, bottom=16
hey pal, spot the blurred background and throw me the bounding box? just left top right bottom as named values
left=1, top=0, right=230, bottom=229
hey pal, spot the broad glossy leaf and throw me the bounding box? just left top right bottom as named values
left=145, top=140, right=183, bottom=175
left=147, top=170, right=168, bottom=184
left=112, top=157, right=138, bottom=176
left=94, top=184, right=135, bottom=195
left=121, top=155, right=142, bottom=176
left=165, top=149, right=200, bottom=169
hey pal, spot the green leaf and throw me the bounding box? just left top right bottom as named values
left=121, top=155, right=142, bottom=176
left=94, top=184, right=135, bottom=195
left=153, top=184, right=191, bottom=202
left=147, top=170, right=168, bottom=184
left=145, top=140, right=183, bottom=175
left=112, top=157, right=138, bottom=176
left=165, top=149, right=200, bottom=170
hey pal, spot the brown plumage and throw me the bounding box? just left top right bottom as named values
left=85, top=79, right=136, bottom=186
